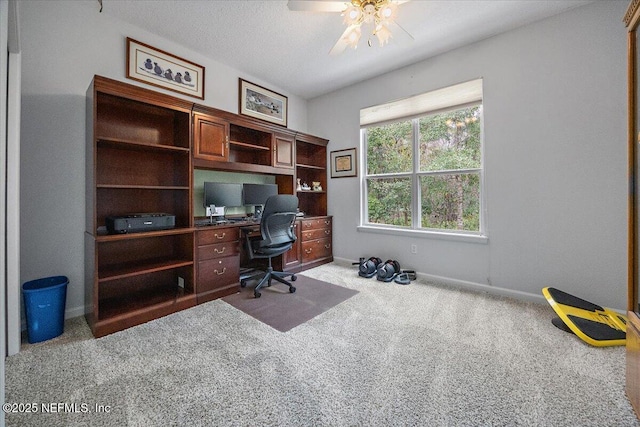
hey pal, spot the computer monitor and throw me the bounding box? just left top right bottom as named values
left=203, top=182, right=243, bottom=218
left=242, top=183, right=278, bottom=218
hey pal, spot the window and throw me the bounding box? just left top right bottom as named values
left=361, top=79, right=484, bottom=237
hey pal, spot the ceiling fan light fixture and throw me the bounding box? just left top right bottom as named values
left=377, top=2, right=397, bottom=21
left=343, top=5, right=362, bottom=25
left=374, top=23, right=392, bottom=46
left=337, top=0, right=403, bottom=51
left=343, top=25, right=362, bottom=49
left=362, top=3, right=376, bottom=24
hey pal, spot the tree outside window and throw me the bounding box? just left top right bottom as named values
left=363, top=104, right=483, bottom=234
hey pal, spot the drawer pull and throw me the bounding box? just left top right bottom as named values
left=304, top=223, right=312, bottom=228
left=324, top=230, right=331, bottom=235
left=214, top=268, right=227, bottom=276
left=325, top=244, right=331, bottom=249
left=214, top=247, right=226, bottom=254
left=215, top=232, right=226, bottom=240
left=305, top=248, right=313, bottom=254
left=325, top=220, right=331, bottom=225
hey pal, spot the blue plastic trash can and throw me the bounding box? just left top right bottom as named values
left=22, top=276, right=68, bottom=343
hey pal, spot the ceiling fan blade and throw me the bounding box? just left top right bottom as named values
left=329, top=24, right=357, bottom=56
left=287, top=0, right=348, bottom=13
left=388, top=18, right=414, bottom=42
left=329, top=39, right=349, bottom=56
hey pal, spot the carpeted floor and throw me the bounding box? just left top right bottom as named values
left=223, top=274, right=358, bottom=332
left=5, top=263, right=640, bottom=426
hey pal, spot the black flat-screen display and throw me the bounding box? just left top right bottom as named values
left=203, top=182, right=243, bottom=208
left=243, top=183, right=278, bottom=206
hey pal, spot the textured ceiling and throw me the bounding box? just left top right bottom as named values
left=101, top=0, right=596, bottom=99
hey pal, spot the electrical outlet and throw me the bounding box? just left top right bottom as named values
left=177, top=277, right=185, bottom=289
left=411, top=244, right=417, bottom=254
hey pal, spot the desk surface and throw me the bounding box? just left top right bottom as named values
left=194, top=214, right=317, bottom=229
left=194, top=218, right=260, bottom=228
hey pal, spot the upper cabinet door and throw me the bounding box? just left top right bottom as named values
left=274, top=133, right=295, bottom=169
left=193, top=113, right=229, bottom=162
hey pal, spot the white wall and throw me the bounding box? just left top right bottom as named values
left=17, top=1, right=309, bottom=320
left=308, top=1, right=628, bottom=310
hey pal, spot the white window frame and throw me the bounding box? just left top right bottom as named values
left=358, top=80, right=487, bottom=244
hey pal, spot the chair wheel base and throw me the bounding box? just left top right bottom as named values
left=289, top=286, right=296, bottom=293
left=254, top=291, right=261, bottom=298
left=291, top=274, right=297, bottom=281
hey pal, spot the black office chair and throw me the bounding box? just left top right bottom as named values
left=241, top=194, right=298, bottom=298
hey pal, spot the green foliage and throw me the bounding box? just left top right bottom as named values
left=366, top=120, right=412, bottom=174
left=420, top=174, right=480, bottom=231
left=419, top=106, right=481, bottom=171
left=365, top=105, right=482, bottom=231
left=367, top=178, right=412, bottom=226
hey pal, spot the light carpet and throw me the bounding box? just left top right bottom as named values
left=5, top=263, right=640, bottom=426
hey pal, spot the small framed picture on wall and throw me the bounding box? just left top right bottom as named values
left=239, top=79, right=288, bottom=127
left=126, top=37, right=205, bottom=99
left=330, top=148, right=357, bottom=178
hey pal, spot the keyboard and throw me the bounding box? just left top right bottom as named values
left=195, top=217, right=252, bottom=226
left=225, top=217, right=248, bottom=223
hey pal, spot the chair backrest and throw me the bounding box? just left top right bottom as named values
left=259, top=195, right=298, bottom=247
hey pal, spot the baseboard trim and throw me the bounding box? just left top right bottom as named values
left=332, top=256, right=547, bottom=305
left=65, top=305, right=86, bottom=320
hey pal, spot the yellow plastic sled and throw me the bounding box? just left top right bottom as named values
left=542, top=287, right=627, bottom=347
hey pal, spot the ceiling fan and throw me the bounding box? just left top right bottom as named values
left=287, top=0, right=413, bottom=55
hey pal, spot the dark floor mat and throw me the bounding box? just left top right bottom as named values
left=223, top=275, right=358, bottom=332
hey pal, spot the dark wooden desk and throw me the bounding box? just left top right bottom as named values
left=194, top=220, right=255, bottom=304
left=194, top=215, right=332, bottom=304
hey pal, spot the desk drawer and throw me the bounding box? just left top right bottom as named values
left=301, top=227, right=332, bottom=241
left=301, top=217, right=332, bottom=231
left=301, top=237, right=332, bottom=264
left=197, top=227, right=239, bottom=245
left=197, top=241, right=239, bottom=261
left=197, top=256, right=240, bottom=292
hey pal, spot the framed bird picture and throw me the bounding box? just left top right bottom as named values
left=126, top=37, right=205, bottom=99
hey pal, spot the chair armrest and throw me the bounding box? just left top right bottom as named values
left=241, top=225, right=261, bottom=260
left=240, top=226, right=254, bottom=234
